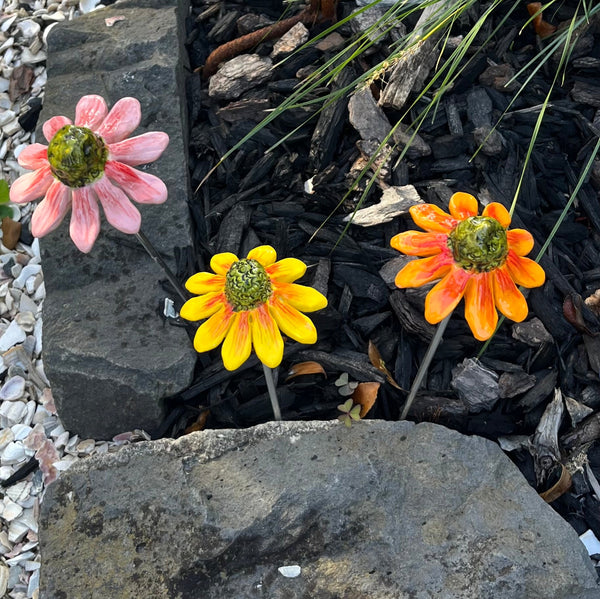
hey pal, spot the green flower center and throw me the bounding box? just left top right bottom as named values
left=448, top=216, right=508, bottom=272
left=47, top=125, right=108, bottom=188
left=224, top=259, right=272, bottom=311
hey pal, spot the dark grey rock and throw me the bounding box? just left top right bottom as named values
left=39, top=421, right=599, bottom=598
left=348, top=88, right=392, bottom=144
left=39, top=0, right=196, bottom=439
left=467, top=87, right=493, bottom=128
left=512, top=316, right=553, bottom=346
left=451, top=357, right=500, bottom=412
left=392, top=123, right=432, bottom=158
left=473, top=125, right=505, bottom=156
left=208, top=54, right=273, bottom=101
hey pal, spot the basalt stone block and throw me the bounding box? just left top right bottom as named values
left=40, top=421, right=600, bottom=598
left=39, top=0, right=195, bottom=439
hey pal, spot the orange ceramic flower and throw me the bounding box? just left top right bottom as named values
left=180, top=245, right=328, bottom=370
left=391, top=192, right=545, bottom=341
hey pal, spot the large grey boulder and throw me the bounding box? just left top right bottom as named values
left=39, top=421, right=599, bottom=598
left=38, top=0, right=196, bottom=439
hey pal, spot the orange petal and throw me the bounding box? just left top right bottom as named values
left=424, top=265, right=471, bottom=324
left=409, top=204, right=458, bottom=233
left=192, top=305, right=234, bottom=353
left=247, top=245, right=277, bottom=266
left=394, top=250, right=454, bottom=288
left=221, top=311, right=252, bottom=371
left=210, top=252, right=238, bottom=275
left=505, top=251, right=545, bottom=288
left=390, top=231, right=448, bottom=256
left=507, top=229, right=534, bottom=256
left=185, top=272, right=225, bottom=294
left=482, top=202, right=510, bottom=228
left=492, top=266, right=529, bottom=322
left=448, top=192, right=478, bottom=220
left=266, top=257, right=306, bottom=283
left=268, top=296, right=318, bottom=344
left=274, top=283, right=327, bottom=312
left=250, top=304, right=284, bottom=368
left=464, top=273, right=498, bottom=341
left=180, top=292, right=225, bottom=322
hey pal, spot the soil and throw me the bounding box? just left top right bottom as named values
left=164, top=0, right=600, bottom=556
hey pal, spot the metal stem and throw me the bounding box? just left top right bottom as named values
left=401, top=313, right=451, bottom=420
left=135, top=229, right=188, bottom=303
left=262, top=364, right=282, bottom=421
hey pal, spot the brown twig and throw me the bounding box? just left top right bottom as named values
left=202, top=0, right=338, bottom=79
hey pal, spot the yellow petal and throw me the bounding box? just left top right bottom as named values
left=482, top=202, right=511, bottom=228
left=210, top=252, right=238, bottom=275
left=266, top=257, right=307, bottom=283
left=185, top=272, right=225, bottom=294
left=192, top=306, right=233, bottom=353
left=247, top=245, right=277, bottom=266
left=180, top=292, right=225, bottom=322
left=221, top=311, right=252, bottom=370
left=250, top=304, right=284, bottom=368
left=269, top=297, right=318, bottom=344
left=274, top=283, right=327, bottom=312
left=448, top=192, right=478, bottom=220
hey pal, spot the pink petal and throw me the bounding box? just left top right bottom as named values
left=43, top=116, right=72, bottom=143
left=93, top=176, right=141, bottom=234
left=31, top=181, right=72, bottom=237
left=108, top=132, right=169, bottom=166
left=105, top=161, right=167, bottom=204
left=17, top=144, right=48, bottom=170
left=70, top=187, right=100, bottom=253
left=9, top=166, right=53, bottom=204
left=96, top=97, right=141, bottom=144
left=75, top=95, right=108, bottom=129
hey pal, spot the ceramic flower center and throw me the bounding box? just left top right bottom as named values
left=47, top=125, right=108, bottom=188
left=448, top=216, right=508, bottom=272
left=225, top=259, right=272, bottom=311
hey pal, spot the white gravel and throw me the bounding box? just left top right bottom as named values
left=0, top=1, right=150, bottom=597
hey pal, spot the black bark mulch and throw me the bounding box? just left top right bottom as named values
left=164, top=0, right=600, bottom=557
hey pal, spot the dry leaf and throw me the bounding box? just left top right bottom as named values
left=368, top=340, right=403, bottom=390
left=285, top=361, right=327, bottom=382
left=1, top=217, right=21, bottom=250
left=527, top=3, right=557, bottom=38
left=184, top=410, right=209, bottom=434
left=539, top=464, right=572, bottom=503
left=8, top=65, right=34, bottom=102
left=352, top=382, right=380, bottom=418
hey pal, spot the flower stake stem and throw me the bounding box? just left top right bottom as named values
left=401, top=314, right=451, bottom=420
left=263, top=364, right=282, bottom=421
left=134, top=229, right=188, bottom=303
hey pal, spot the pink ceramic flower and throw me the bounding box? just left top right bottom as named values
left=10, top=95, right=169, bottom=253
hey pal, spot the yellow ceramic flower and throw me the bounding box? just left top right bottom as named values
left=391, top=192, right=545, bottom=341
left=181, top=245, right=328, bottom=370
